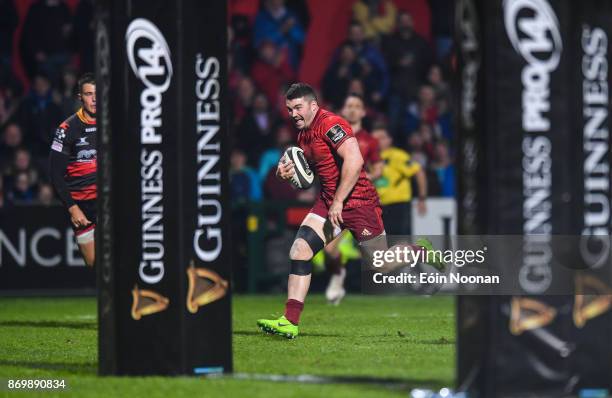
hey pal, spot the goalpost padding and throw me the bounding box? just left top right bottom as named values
left=95, top=0, right=232, bottom=375
left=456, top=0, right=612, bottom=396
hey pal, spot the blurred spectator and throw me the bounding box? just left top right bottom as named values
left=20, top=0, right=74, bottom=82
left=230, top=16, right=255, bottom=74
left=372, top=126, right=426, bottom=235
left=254, top=0, right=305, bottom=71
left=405, top=83, right=454, bottom=144
left=0, top=82, right=22, bottom=125
left=404, top=85, right=438, bottom=137
left=274, top=84, right=293, bottom=124
left=251, top=40, right=295, bottom=108
left=228, top=51, right=242, bottom=96
left=7, top=171, right=36, bottom=205
left=5, top=148, right=41, bottom=192
left=347, top=79, right=365, bottom=97
left=230, top=148, right=262, bottom=203
left=322, top=44, right=363, bottom=109
left=236, top=92, right=279, bottom=167
left=37, top=182, right=57, bottom=206
left=428, top=0, right=455, bottom=60
left=258, top=124, right=294, bottom=183
left=0, top=123, right=23, bottom=172
left=232, top=76, right=256, bottom=124
left=418, top=122, right=437, bottom=160
left=0, top=0, right=18, bottom=85
left=285, top=0, right=310, bottom=29
left=428, top=64, right=451, bottom=113
left=343, top=22, right=389, bottom=108
left=427, top=65, right=454, bottom=141
left=13, top=73, right=63, bottom=158
left=73, top=0, right=95, bottom=73
left=430, top=140, right=455, bottom=197
left=352, top=0, right=397, bottom=39
left=345, top=78, right=386, bottom=123
left=383, top=11, right=432, bottom=136
left=55, top=67, right=80, bottom=117
left=407, top=131, right=428, bottom=168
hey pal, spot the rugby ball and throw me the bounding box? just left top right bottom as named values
left=283, top=146, right=314, bottom=189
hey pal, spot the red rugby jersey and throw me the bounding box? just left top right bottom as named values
left=355, top=128, right=381, bottom=166
left=297, top=108, right=379, bottom=209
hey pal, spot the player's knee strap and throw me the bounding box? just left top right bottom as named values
left=291, top=259, right=312, bottom=276
left=295, top=225, right=325, bottom=255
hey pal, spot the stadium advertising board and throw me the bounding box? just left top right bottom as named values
left=0, top=206, right=95, bottom=293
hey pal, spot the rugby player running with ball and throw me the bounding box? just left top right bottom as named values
left=257, top=83, right=441, bottom=338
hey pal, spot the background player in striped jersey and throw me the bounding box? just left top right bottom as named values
left=49, top=73, right=97, bottom=267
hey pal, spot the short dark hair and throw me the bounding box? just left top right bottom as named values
left=78, top=73, right=95, bottom=94
left=345, top=92, right=365, bottom=106
left=285, top=82, right=317, bottom=102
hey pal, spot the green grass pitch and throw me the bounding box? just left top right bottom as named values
left=0, top=295, right=455, bottom=397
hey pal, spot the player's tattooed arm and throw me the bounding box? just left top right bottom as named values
left=329, top=137, right=364, bottom=228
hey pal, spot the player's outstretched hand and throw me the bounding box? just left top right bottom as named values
left=329, top=199, right=344, bottom=230
left=276, top=156, right=295, bottom=180
left=68, top=204, right=92, bottom=229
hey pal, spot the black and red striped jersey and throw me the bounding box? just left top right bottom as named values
left=50, top=108, right=97, bottom=202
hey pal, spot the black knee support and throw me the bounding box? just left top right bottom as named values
left=291, top=259, right=312, bottom=275
left=295, top=225, right=325, bottom=255
left=290, top=226, right=324, bottom=276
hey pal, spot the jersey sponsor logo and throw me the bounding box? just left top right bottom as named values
left=76, top=137, right=89, bottom=147
left=77, top=149, right=97, bottom=160
left=326, top=125, right=347, bottom=144
left=55, top=128, right=66, bottom=141
left=51, top=141, right=63, bottom=152
left=85, top=127, right=97, bottom=133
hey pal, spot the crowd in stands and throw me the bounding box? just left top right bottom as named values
left=0, top=0, right=456, bottom=209
left=229, top=0, right=456, bottom=205
left=0, top=0, right=94, bottom=207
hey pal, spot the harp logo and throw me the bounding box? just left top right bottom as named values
left=509, top=296, right=556, bottom=335
left=186, top=261, right=228, bottom=314
left=574, top=273, right=612, bottom=328
left=130, top=285, right=170, bottom=320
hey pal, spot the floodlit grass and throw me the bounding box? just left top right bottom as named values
left=0, top=295, right=454, bottom=397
